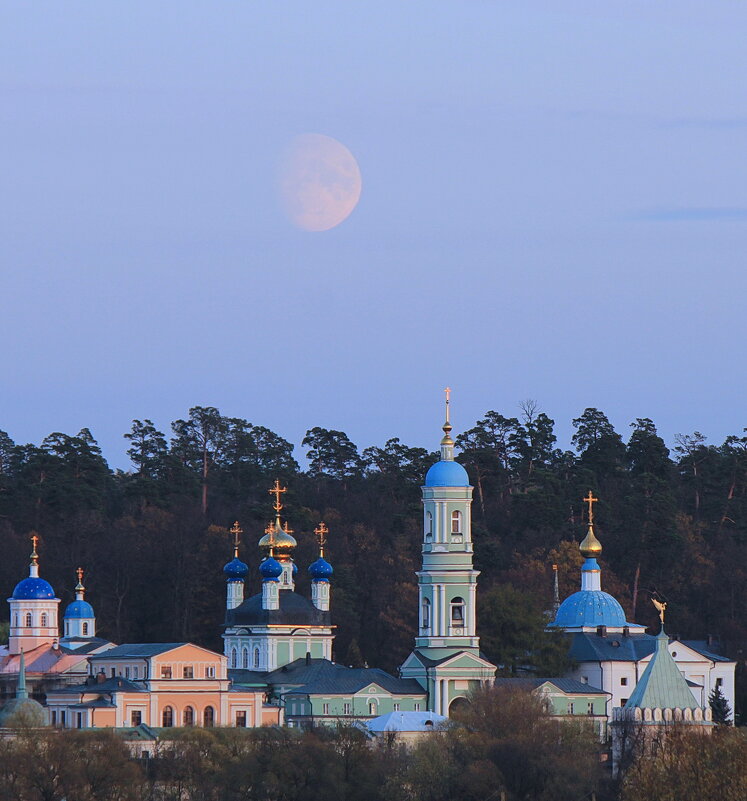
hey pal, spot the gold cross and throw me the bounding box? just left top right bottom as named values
left=283, top=521, right=294, bottom=535
left=76, top=567, right=85, bottom=583
left=268, top=480, right=287, bottom=513
left=444, top=387, right=451, bottom=422
left=30, top=533, right=39, bottom=563
left=230, top=521, right=243, bottom=548
left=314, top=522, right=328, bottom=548
left=584, top=491, right=598, bottom=525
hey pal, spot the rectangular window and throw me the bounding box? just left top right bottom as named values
left=183, top=666, right=194, bottom=679
left=587, top=702, right=594, bottom=715
left=110, top=668, right=116, bottom=678
left=236, top=711, right=247, bottom=728
left=51, top=710, right=57, bottom=725
left=206, top=666, right=215, bottom=678
left=393, top=703, right=400, bottom=711
left=621, top=698, right=628, bottom=706
left=133, top=667, right=139, bottom=679
left=414, top=703, right=420, bottom=712
left=76, top=712, right=83, bottom=729
left=125, top=667, right=130, bottom=679
left=620, top=677, right=628, bottom=686
left=61, top=711, right=66, bottom=726
left=131, top=710, right=142, bottom=726
left=581, top=676, right=588, bottom=684
left=343, top=703, right=351, bottom=715
left=567, top=703, right=574, bottom=714
left=160, top=665, right=172, bottom=679
left=323, top=703, right=330, bottom=715
left=716, top=678, right=723, bottom=688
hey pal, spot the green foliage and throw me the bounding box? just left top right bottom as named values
left=710, top=684, right=733, bottom=725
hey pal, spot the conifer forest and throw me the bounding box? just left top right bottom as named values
left=0, top=405, right=745, bottom=718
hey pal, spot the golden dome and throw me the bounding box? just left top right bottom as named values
left=259, top=520, right=297, bottom=552
left=579, top=524, right=603, bottom=558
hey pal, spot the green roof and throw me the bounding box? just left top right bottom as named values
left=624, top=628, right=700, bottom=711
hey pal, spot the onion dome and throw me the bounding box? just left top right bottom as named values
left=258, top=521, right=297, bottom=553
left=309, top=557, right=333, bottom=581
left=259, top=556, right=283, bottom=581
left=64, top=599, right=95, bottom=619
left=11, top=577, right=56, bottom=600
left=0, top=653, right=46, bottom=728
left=425, top=460, right=469, bottom=487
left=223, top=557, right=249, bottom=580
left=579, top=525, right=603, bottom=558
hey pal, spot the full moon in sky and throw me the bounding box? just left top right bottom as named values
left=278, top=133, right=362, bottom=232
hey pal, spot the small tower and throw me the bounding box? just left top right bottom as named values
left=260, top=552, right=282, bottom=610
left=0, top=650, right=47, bottom=728
left=400, top=390, right=496, bottom=715
left=309, top=522, right=333, bottom=612
left=61, top=568, right=96, bottom=643
left=223, top=522, right=249, bottom=611
left=8, top=534, right=60, bottom=654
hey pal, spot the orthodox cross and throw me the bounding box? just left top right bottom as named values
left=283, top=521, right=294, bottom=536
left=76, top=566, right=85, bottom=585
left=269, top=479, right=287, bottom=513
left=314, top=522, right=328, bottom=555
left=230, top=521, right=243, bottom=548
left=583, top=491, right=598, bottom=525
left=444, top=386, right=451, bottom=422
left=30, top=532, right=39, bottom=564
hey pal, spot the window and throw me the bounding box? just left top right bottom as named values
left=621, top=698, right=628, bottom=706
left=236, top=711, right=247, bottom=727
left=567, top=703, right=574, bottom=714
left=125, top=667, right=130, bottom=679
left=206, top=665, right=215, bottom=678
left=242, top=648, right=249, bottom=669
left=131, top=710, right=142, bottom=726
left=587, top=702, right=594, bottom=715
left=82, top=623, right=88, bottom=635
left=61, top=711, right=66, bottom=726
left=451, top=511, right=462, bottom=534
left=162, top=706, right=174, bottom=727
left=41, top=613, right=48, bottom=627
left=183, top=666, right=194, bottom=679
left=393, top=703, right=400, bottom=711
left=230, top=649, right=237, bottom=669
left=426, top=511, right=433, bottom=538
left=620, top=677, right=628, bottom=686
left=76, top=712, right=83, bottom=729
left=51, top=710, right=57, bottom=725
left=160, top=665, right=172, bottom=679
left=450, top=597, right=465, bottom=625
left=111, top=668, right=116, bottom=678
left=183, top=706, right=195, bottom=726
left=133, top=667, right=139, bottom=679
left=716, top=678, right=723, bottom=688
left=13, top=614, right=18, bottom=627
left=24, top=612, right=32, bottom=627
left=369, top=702, right=376, bottom=715
left=581, top=676, right=588, bottom=684
left=283, top=570, right=289, bottom=585
left=204, top=706, right=215, bottom=727
left=414, top=703, right=421, bottom=712
left=343, top=703, right=351, bottom=715
left=421, top=598, right=431, bottom=630
left=323, top=703, right=330, bottom=715
left=254, top=648, right=260, bottom=669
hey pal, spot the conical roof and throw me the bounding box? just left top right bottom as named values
left=624, top=627, right=700, bottom=711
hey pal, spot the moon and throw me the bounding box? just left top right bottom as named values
left=278, top=133, right=362, bottom=232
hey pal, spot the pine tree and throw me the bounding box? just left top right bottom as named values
left=709, top=685, right=732, bottom=725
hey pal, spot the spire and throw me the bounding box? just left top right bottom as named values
left=75, top=567, right=85, bottom=601
left=17, top=650, right=28, bottom=700
left=579, top=491, right=602, bottom=558
left=552, top=564, right=560, bottom=616
left=29, top=532, right=40, bottom=578
left=440, top=387, right=455, bottom=460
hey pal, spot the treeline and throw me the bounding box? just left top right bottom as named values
left=0, top=405, right=746, bottom=683
left=1, top=687, right=745, bottom=801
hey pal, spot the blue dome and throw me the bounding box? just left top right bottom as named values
left=292, top=562, right=298, bottom=576
left=425, top=460, right=470, bottom=487
left=260, top=557, right=283, bottom=580
left=223, top=557, right=249, bottom=580
left=11, top=577, right=56, bottom=600
left=64, top=600, right=94, bottom=619
left=309, top=557, right=333, bottom=581
left=552, top=590, right=627, bottom=629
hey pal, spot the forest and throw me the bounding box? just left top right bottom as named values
left=1, top=686, right=746, bottom=801
left=0, top=404, right=745, bottom=707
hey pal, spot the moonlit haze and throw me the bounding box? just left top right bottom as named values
left=1, top=2, right=746, bottom=468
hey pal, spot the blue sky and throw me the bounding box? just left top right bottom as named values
left=1, top=2, right=746, bottom=467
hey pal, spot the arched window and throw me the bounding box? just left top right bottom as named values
left=13, top=614, right=18, bottom=627
left=421, top=598, right=431, bottom=630
left=368, top=701, right=377, bottom=716
left=282, top=570, right=289, bottom=585
left=82, top=622, right=88, bottom=635
left=183, top=706, right=195, bottom=726
left=230, top=648, right=238, bottom=669
left=450, top=597, right=465, bottom=625
left=253, top=648, right=260, bottom=669
left=242, top=648, right=249, bottom=669
left=451, top=511, right=462, bottom=534
left=24, top=612, right=32, bottom=627
left=162, top=706, right=174, bottom=727
left=204, top=706, right=215, bottom=727
left=40, top=613, right=48, bottom=627
left=426, top=511, right=433, bottom=538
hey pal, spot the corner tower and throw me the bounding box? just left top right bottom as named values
left=61, top=568, right=96, bottom=645
left=400, top=390, right=496, bottom=715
